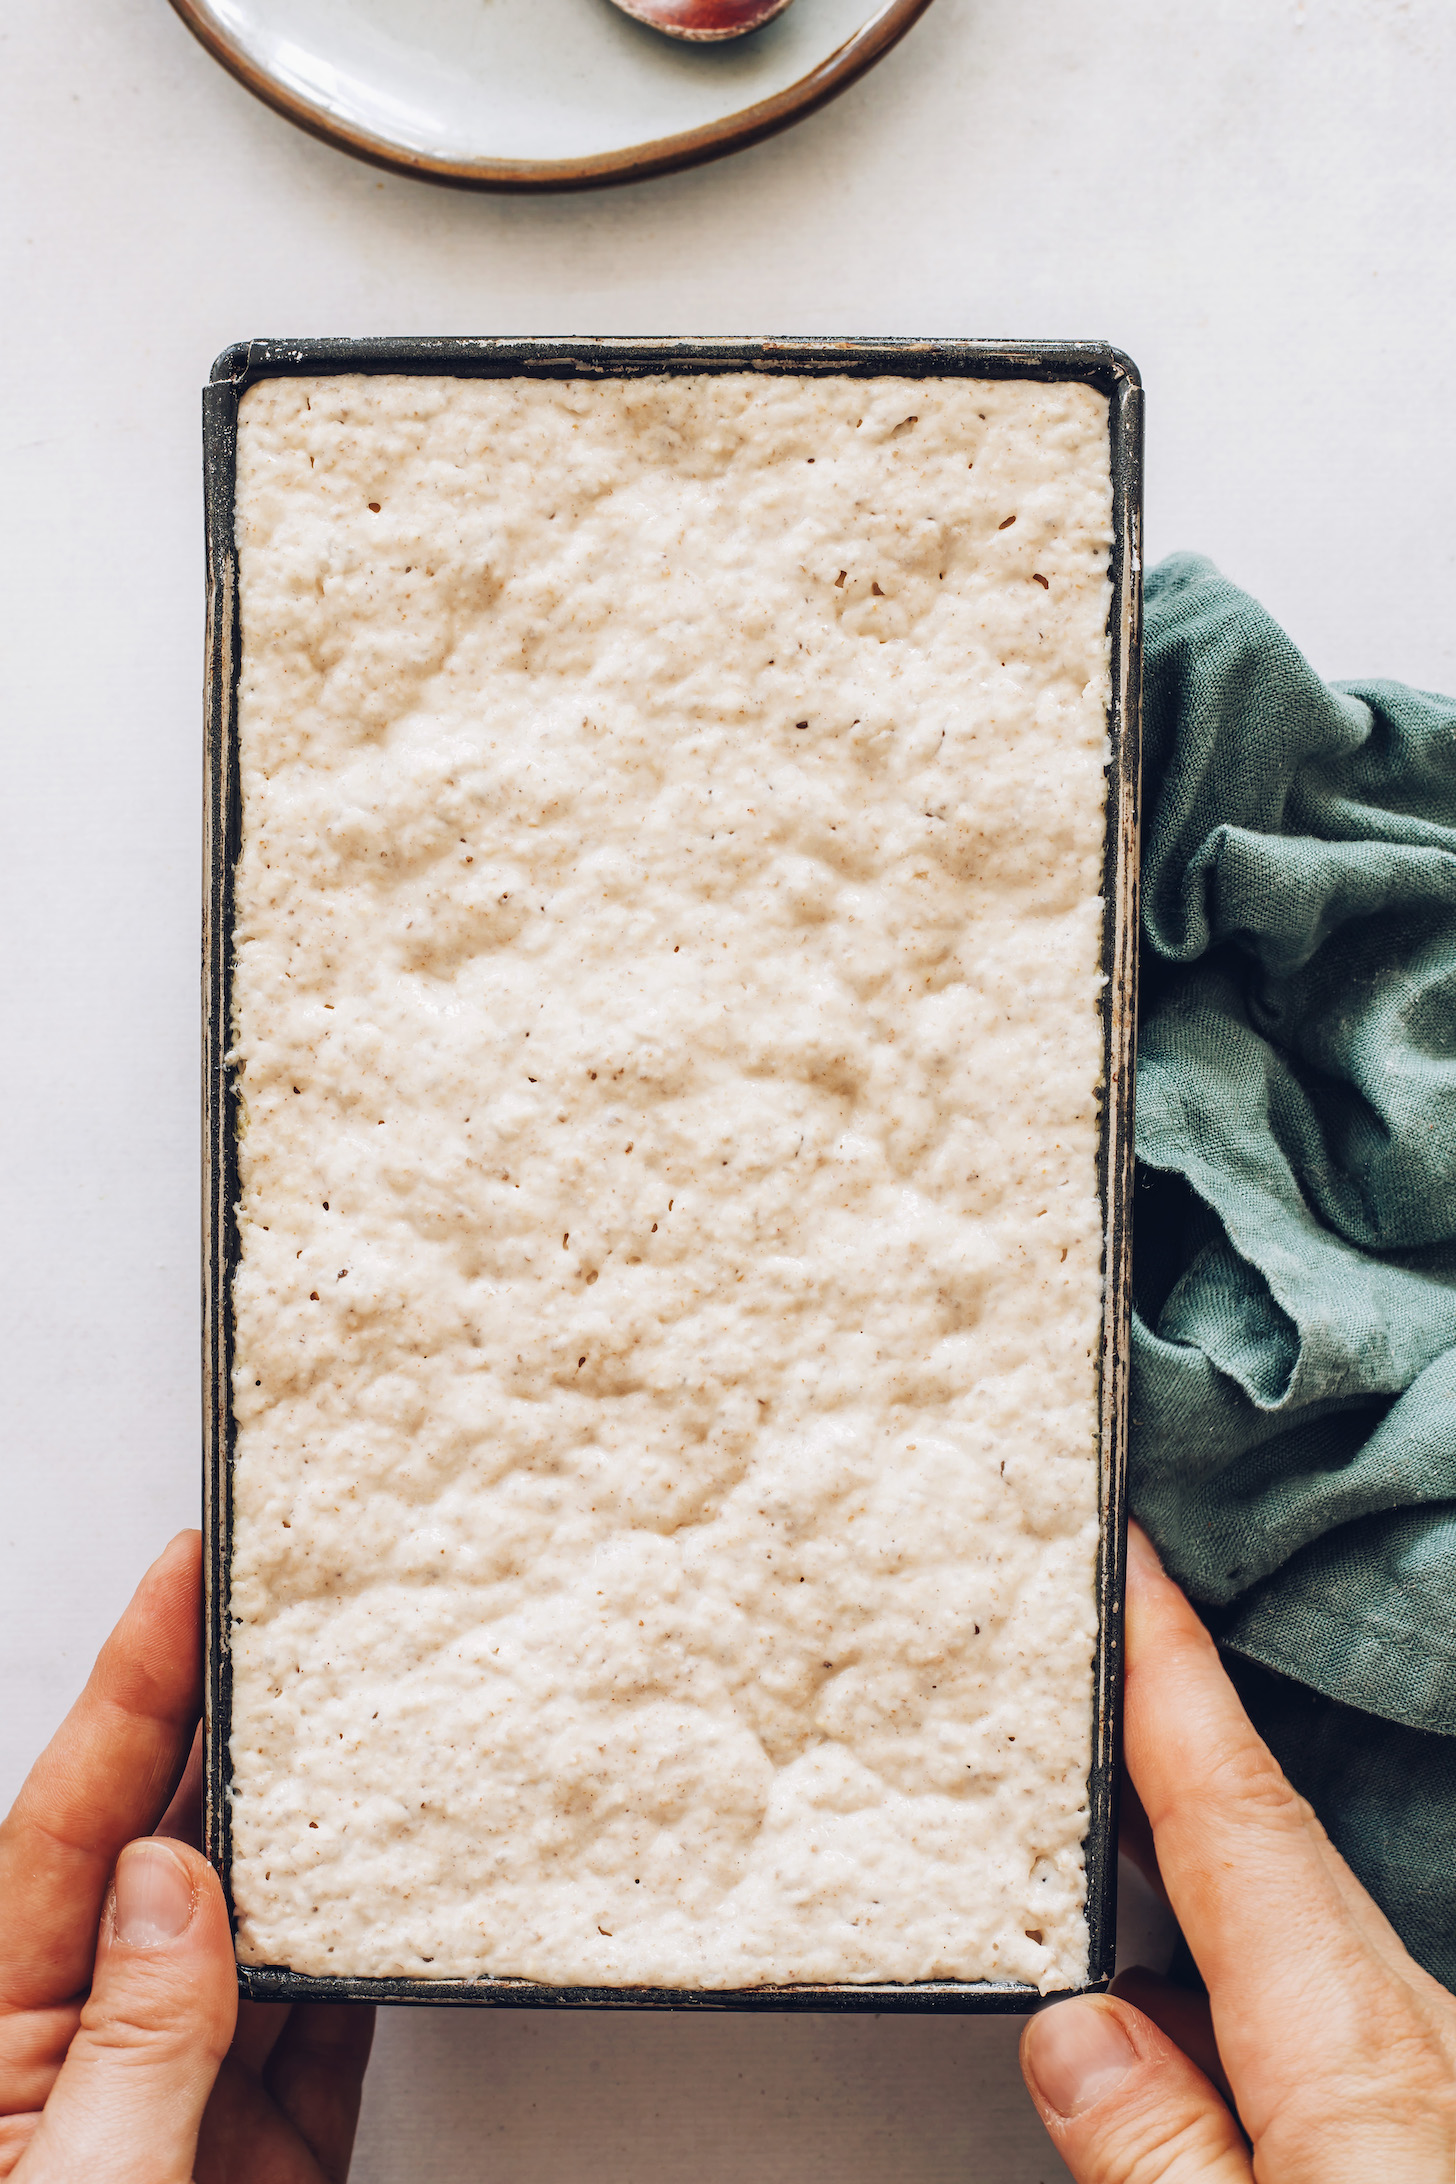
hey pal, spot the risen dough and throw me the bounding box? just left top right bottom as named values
left=227, top=370, right=1112, bottom=1991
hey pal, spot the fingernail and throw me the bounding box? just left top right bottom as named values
left=1126, top=1520, right=1164, bottom=1582
left=1024, top=1999, right=1137, bottom=2120
left=113, top=1841, right=196, bottom=1947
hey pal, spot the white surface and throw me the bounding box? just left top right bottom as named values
left=4, top=0, right=1455, bottom=2176
left=185, top=0, right=895, bottom=163
left=228, top=371, right=1108, bottom=1991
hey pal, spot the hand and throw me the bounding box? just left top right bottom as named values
left=0, top=1533, right=373, bottom=2183
left=1019, top=1522, right=1456, bottom=2181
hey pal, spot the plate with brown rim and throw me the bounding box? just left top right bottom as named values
left=166, top=0, right=939, bottom=192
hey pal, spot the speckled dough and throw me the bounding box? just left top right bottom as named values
left=227, top=371, right=1112, bottom=1992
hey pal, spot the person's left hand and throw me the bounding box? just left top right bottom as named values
left=0, top=1531, right=374, bottom=2183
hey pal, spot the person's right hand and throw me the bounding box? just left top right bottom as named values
left=1019, top=1523, right=1456, bottom=2181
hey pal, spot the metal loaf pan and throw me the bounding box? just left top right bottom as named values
left=203, top=336, right=1143, bottom=2013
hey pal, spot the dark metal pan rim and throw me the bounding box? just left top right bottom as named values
left=240, top=1967, right=1064, bottom=2013
left=210, top=333, right=1143, bottom=391
left=204, top=335, right=1142, bottom=2011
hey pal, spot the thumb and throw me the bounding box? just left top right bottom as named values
left=1021, top=1995, right=1253, bottom=2184
left=18, top=1839, right=238, bottom=2184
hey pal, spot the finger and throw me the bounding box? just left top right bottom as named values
left=229, top=1997, right=293, bottom=2078
left=1122, top=1524, right=1368, bottom=2008
left=15, top=1839, right=236, bottom=2184
left=1123, top=1525, right=1456, bottom=2163
left=154, top=1724, right=203, bottom=1852
left=1217, top=1659, right=1447, bottom=2000
left=193, top=2005, right=375, bottom=2184
left=155, top=1749, right=304, bottom=2078
left=1021, top=1994, right=1252, bottom=2184
left=194, top=2051, right=294, bottom=2184
left=1293, top=1793, right=1455, bottom=2006
left=1116, top=1776, right=1167, bottom=1902
left=1110, top=1968, right=1232, bottom=2107
left=0, top=1532, right=202, bottom=2012
left=0, top=1991, right=83, bottom=2133
left=0, top=2107, right=44, bottom=2172
left=264, top=2004, right=376, bottom=2182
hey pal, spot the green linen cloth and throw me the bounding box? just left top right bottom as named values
left=1132, top=553, right=1456, bottom=1988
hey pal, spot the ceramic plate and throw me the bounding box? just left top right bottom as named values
left=167, top=0, right=937, bottom=190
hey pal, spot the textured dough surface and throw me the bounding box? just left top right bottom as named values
left=227, top=370, right=1112, bottom=1991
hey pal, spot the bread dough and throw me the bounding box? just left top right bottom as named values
left=226, top=369, right=1112, bottom=1991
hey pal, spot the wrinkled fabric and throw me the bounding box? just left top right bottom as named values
left=1130, top=554, right=1456, bottom=1984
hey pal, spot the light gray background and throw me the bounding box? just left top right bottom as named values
left=3, top=2, right=1453, bottom=2177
